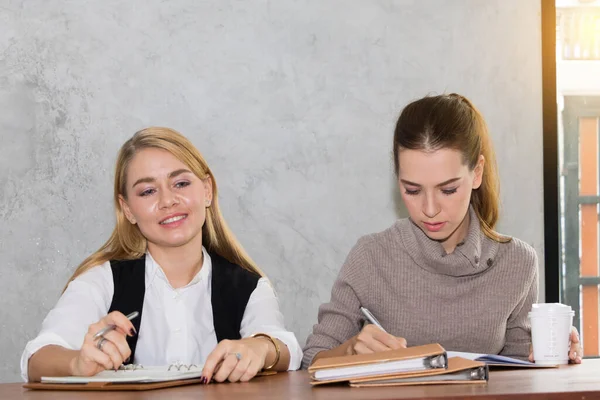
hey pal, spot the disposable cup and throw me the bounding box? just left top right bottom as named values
left=528, top=303, right=574, bottom=366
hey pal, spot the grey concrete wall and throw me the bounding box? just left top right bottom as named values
left=0, top=0, right=543, bottom=382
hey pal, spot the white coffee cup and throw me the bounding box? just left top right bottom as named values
left=528, top=303, right=574, bottom=365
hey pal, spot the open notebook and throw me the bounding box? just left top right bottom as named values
left=42, top=364, right=204, bottom=383
left=349, top=357, right=489, bottom=387
left=308, top=343, right=448, bottom=385
left=446, top=351, right=557, bottom=368
left=24, top=364, right=275, bottom=391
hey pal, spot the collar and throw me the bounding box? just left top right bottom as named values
left=145, top=247, right=212, bottom=291
left=398, top=206, right=500, bottom=277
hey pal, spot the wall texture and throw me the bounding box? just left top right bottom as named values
left=0, top=0, right=543, bottom=382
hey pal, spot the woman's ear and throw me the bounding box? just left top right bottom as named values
left=472, top=155, right=485, bottom=189
left=119, top=195, right=136, bottom=224
left=203, top=176, right=214, bottom=207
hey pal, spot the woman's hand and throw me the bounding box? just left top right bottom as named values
left=528, top=326, right=582, bottom=364
left=347, top=324, right=407, bottom=355
left=568, top=326, right=583, bottom=363
left=69, top=311, right=135, bottom=376
left=202, top=338, right=271, bottom=383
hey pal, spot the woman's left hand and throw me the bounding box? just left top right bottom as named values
left=202, top=338, right=269, bottom=383
left=528, top=326, right=582, bottom=364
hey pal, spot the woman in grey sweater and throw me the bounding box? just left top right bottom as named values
left=302, top=93, right=581, bottom=368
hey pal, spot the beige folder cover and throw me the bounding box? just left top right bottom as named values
left=309, top=343, right=446, bottom=385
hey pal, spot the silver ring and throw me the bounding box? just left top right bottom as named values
left=96, top=337, right=108, bottom=351
left=229, top=352, right=242, bottom=361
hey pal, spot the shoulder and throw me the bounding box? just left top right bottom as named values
left=64, top=260, right=114, bottom=305
left=340, top=221, right=405, bottom=275
left=209, top=252, right=260, bottom=286
left=495, top=236, right=539, bottom=280
left=353, top=220, right=405, bottom=253
left=70, top=260, right=113, bottom=287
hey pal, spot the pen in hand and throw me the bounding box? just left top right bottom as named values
left=93, top=311, right=139, bottom=340
left=360, top=307, right=388, bottom=333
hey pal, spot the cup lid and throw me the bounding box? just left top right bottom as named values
left=529, top=303, right=574, bottom=314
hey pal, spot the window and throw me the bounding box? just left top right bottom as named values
left=545, top=0, right=600, bottom=358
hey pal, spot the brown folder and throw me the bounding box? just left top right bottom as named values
left=309, top=343, right=447, bottom=385
left=349, top=357, right=488, bottom=387
left=23, top=371, right=276, bottom=391
left=23, top=378, right=205, bottom=391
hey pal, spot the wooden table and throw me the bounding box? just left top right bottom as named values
left=5, top=360, right=600, bottom=399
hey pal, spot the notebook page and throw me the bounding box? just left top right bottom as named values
left=446, top=351, right=534, bottom=366
left=42, top=365, right=204, bottom=384
left=313, top=358, right=428, bottom=381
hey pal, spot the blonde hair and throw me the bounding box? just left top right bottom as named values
left=66, top=127, right=263, bottom=287
left=393, top=94, right=510, bottom=243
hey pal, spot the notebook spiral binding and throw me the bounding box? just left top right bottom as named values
left=117, top=363, right=199, bottom=372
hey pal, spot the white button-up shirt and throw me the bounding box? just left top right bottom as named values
left=20, top=248, right=302, bottom=381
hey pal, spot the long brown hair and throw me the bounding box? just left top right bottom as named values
left=66, top=127, right=263, bottom=288
left=393, top=93, right=509, bottom=243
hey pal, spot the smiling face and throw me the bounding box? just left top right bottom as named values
left=398, top=148, right=484, bottom=253
left=119, top=147, right=212, bottom=254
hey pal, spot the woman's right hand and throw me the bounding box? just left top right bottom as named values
left=69, top=311, right=135, bottom=376
left=347, top=324, right=407, bottom=355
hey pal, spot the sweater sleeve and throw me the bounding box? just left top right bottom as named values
left=499, top=249, right=539, bottom=360
left=301, top=239, right=370, bottom=368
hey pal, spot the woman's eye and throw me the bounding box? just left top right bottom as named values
left=140, top=188, right=155, bottom=197
left=442, top=188, right=458, bottom=195
left=175, top=181, right=190, bottom=188
left=404, top=189, right=420, bottom=196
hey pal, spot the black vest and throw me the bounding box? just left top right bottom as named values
left=108, top=252, right=260, bottom=363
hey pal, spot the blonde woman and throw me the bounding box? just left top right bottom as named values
left=22, top=127, right=301, bottom=383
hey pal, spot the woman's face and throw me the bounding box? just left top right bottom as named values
left=119, top=148, right=212, bottom=253
left=397, top=148, right=483, bottom=252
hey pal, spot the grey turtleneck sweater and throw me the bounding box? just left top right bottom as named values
left=302, top=208, right=538, bottom=368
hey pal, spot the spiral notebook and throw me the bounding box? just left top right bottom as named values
left=42, top=364, right=204, bottom=384
left=24, top=363, right=275, bottom=391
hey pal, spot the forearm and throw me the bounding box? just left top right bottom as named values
left=27, top=345, right=77, bottom=382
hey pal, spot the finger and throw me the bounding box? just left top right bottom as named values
left=213, top=354, right=239, bottom=383
left=239, top=359, right=260, bottom=382
left=228, top=354, right=251, bottom=383
left=570, top=328, right=580, bottom=343
left=364, top=326, right=406, bottom=350
left=87, top=320, right=110, bottom=337
left=529, top=353, right=534, bottom=362
left=104, top=311, right=136, bottom=336
left=202, top=341, right=231, bottom=382
left=353, top=341, right=374, bottom=355
left=570, top=345, right=582, bottom=358
left=99, top=339, right=124, bottom=370
left=356, top=335, right=394, bottom=353
left=103, top=330, right=132, bottom=361
left=83, top=344, right=114, bottom=371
